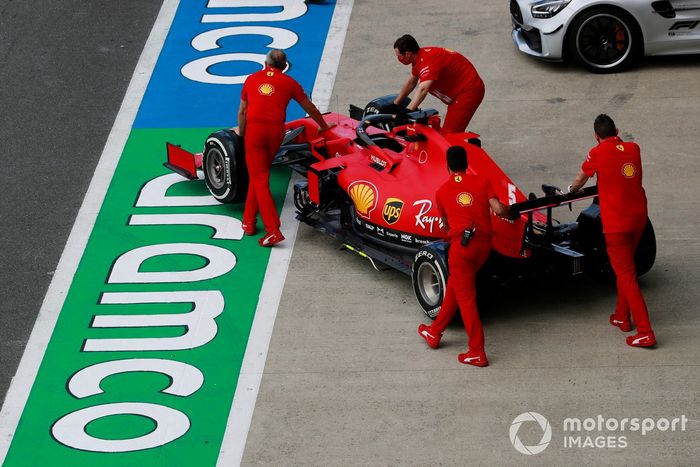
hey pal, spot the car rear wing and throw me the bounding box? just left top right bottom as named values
left=511, top=185, right=599, bottom=263
left=511, top=185, right=598, bottom=215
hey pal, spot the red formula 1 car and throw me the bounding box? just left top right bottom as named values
left=165, top=95, right=656, bottom=319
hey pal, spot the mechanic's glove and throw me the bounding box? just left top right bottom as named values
left=395, top=107, right=412, bottom=123
left=507, top=205, right=521, bottom=220
left=383, top=103, right=401, bottom=115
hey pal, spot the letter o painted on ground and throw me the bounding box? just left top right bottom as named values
left=52, top=402, right=190, bottom=452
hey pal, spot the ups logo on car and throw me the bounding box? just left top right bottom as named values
left=382, top=198, right=404, bottom=225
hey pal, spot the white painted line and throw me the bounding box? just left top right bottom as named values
left=216, top=1, right=354, bottom=465
left=312, top=0, right=354, bottom=113
left=0, top=0, right=179, bottom=461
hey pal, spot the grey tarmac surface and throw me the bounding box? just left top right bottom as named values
left=0, top=1, right=161, bottom=403
left=243, top=1, right=700, bottom=465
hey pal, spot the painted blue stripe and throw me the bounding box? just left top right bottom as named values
left=134, top=1, right=337, bottom=129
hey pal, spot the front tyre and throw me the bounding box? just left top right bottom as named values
left=412, top=242, right=449, bottom=320
left=203, top=130, right=248, bottom=203
left=567, top=7, right=641, bottom=73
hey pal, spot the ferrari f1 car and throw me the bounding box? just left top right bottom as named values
left=164, top=95, right=656, bottom=319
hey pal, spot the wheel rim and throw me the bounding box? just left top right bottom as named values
left=576, top=14, right=632, bottom=69
left=205, top=147, right=226, bottom=190
left=416, top=262, right=442, bottom=307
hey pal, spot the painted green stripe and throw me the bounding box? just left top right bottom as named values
left=3, top=128, right=290, bottom=466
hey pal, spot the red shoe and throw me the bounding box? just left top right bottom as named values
left=258, top=229, right=285, bottom=247
left=418, top=324, right=441, bottom=349
left=610, top=314, right=632, bottom=332
left=457, top=350, right=489, bottom=367
left=242, top=222, right=257, bottom=236
left=626, top=332, right=656, bottom=348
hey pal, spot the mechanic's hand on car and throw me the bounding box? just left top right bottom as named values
left=506, top=206, right=521, bottom=220
left=319, top=123, right=337, bottom=132
left=395, top=107, right=413, bottom=123
left=383, top=102, right=401, bottom=115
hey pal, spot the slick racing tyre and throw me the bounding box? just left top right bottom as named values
left=577, top=203, right=656, bottom=282
left=566, top=7, right=642, bottom=73
left=203, top=130, right=248, bottom=203
left=412, top=242, right=449, bottom=320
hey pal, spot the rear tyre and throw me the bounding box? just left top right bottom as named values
left=203, top=130, right=248, bottom=203
left=566, top=7, right=641, bottom=73
left=577, top=203, right=656, bottom=281
left=412, top=242, right=449, bottom=320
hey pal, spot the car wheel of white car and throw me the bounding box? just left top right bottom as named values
left=412, top=243, right=449, bottom=320
left=203, top=130, right=248, bottom=203
left=567, top=8, right=641, bottom=73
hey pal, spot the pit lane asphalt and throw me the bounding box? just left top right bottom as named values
left=2, top=1, right=698, bottom=465
left=0, top=1, right=162, bottom=404
left=241, top=1, right=700, bottom=465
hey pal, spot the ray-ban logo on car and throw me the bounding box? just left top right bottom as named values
left=382, top=198, right=404, bottom=224
left=510, top=412, right=552, bottom=455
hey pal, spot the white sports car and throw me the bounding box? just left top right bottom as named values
left=511, top=0, right=700, bottom=72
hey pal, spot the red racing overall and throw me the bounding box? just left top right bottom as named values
left=412, top=47, right=485, bottom=134
left=240, top=66, right=307, bottom=234
left=582, top=136, right=652, bottom=334
left=430, top=172, right=494, bottom=352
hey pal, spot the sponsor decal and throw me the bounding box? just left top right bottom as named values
left=621, top=163, right=636, bottom=178
left=370, top=154, right=387, bottom=168
left=258, top=83, right=275, bottom=95
left=376, top=226, right=385, bottom=236
left=386, top=230, right=399, bottom=239
left=418, top=149, right=428, bottom=164
left=382, top=198, right=404, bottom=225
left=457, top=192, right=473, bottom=207
left=416, top=250, right=434, bottom=259
left=616, top=144, right=625, bottom=151
left=454, top=175, right=462, bottom=182
left=413, top=199, right=443, bottom=234
left=348, top=181, right=378, bottom=218
left=400, top=233, right=413, bottom=243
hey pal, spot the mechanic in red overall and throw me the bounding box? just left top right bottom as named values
left=392, top=34, right=485, bottom=134
left=236, top=49, right=333, bottom=247
left=418, top=146, right=511, bottom=367
left=569, top=114, right=656, bottom=347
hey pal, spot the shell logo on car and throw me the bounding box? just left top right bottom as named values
left=382, top=198, right=404, bottom=225
left=622, top=163, right=636, bottom=178
left=258, top=83, right=275, bottom=96
left=349, top=181, right=378, bottom=218
left=457, top=192, right=473, bottom=207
